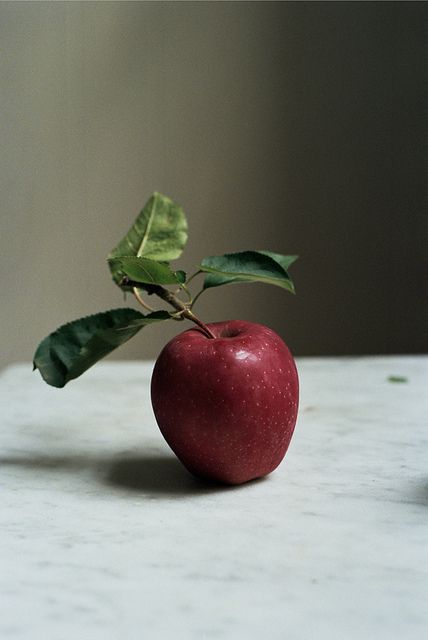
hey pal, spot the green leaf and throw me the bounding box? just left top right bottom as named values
left=108, top=192, right=188, bottom=286
left=108, top=256, right=186, bottom=286
left=33, top=308, right=171, bottom=388
left=199, top=250, right=296, bottom=293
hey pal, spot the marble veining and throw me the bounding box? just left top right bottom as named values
left=0, top=357, right=427, bottom=639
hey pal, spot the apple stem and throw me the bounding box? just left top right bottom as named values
left=184, top=310, right=216, bottom=339
left=151, top=285, right=216, bottom=339
left=126, top=279, right=215, bottom=339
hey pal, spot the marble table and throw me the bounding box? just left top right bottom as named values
left=1, top=357, right=427, bottom=640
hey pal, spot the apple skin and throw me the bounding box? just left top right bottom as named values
left=150, top=320, right=299, bottom=485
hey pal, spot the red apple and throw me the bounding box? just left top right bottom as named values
left=150, top=320, right=299, bottom=485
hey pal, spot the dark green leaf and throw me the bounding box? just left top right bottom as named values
left=174, top=270, right=187, bottom=284
left=257, top=250, right=299, bottom=271
left=200, top=250, right=296, bottom=293
left=33, top=308, right=171, bottom=388
left=108, top=192, right=188, bottom=287
left=108, top=256, right=186, bottom=286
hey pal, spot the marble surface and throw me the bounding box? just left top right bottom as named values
left=1, top=357, right=427, bottom=640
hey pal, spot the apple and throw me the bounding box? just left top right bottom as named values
left=33, top=192, right=301, bottom=491
left=151, top=319, right=299, bottom=485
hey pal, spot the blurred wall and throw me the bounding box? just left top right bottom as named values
left=1, top=1, right=427, bottom=369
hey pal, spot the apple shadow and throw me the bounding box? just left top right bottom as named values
left=105, top=454, right=235, bottom=496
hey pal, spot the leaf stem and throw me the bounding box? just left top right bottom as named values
left=132, top=287, right=156, bottom=312
left=185, top=270, right=202, bottom=287
left=179, top=283, right=192, bottom=301
left=190, top=288, right=205, bottom=309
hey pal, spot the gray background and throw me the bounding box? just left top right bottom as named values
left=1, top=1, right=427, bottom=369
